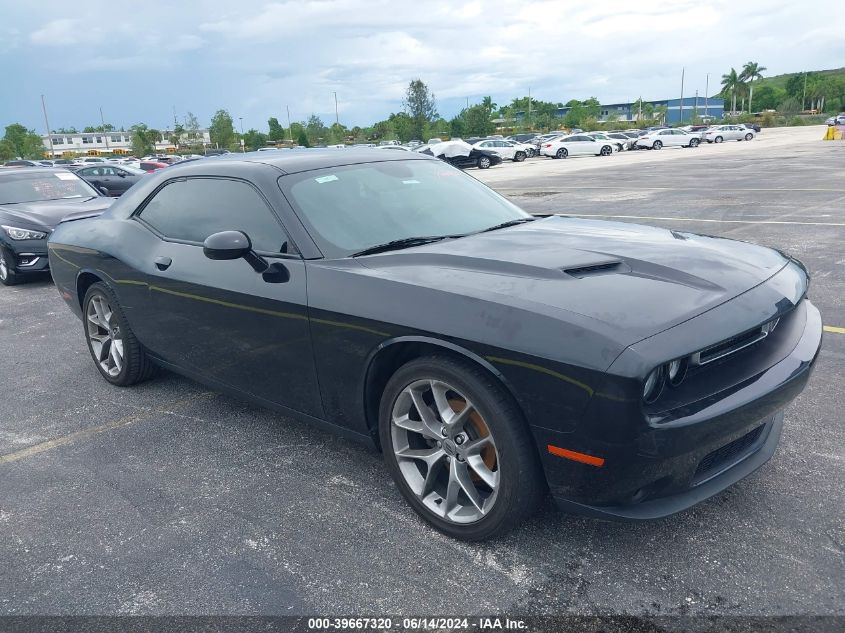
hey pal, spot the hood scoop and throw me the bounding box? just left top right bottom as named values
left=563, top=261, right=627, bottom=278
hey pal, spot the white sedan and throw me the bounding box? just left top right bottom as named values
left=473, top=139, right=530, bottom=162
left=635, top=128, right=702, bottom=149
left=703, top=125, right=755, bottom=143
left=587, top=133, right=624, bottom=151
left=540, top=134, right=615, bottom=158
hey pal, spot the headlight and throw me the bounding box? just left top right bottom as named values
left=2, top=225, right=48, bottom=240
left=642, top=366, right=665, bottom=403
left=667, top=358, right=688, bottom=386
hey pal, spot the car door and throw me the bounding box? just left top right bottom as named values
left=566, top=136, right=588, bottom=155
left=131, top=175, right=323, bottom=417
left=108, top=167, right=136, bottom=195
left=78, top=167, right=104, bottom=190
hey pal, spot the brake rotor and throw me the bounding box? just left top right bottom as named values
left=448, top=398, right=497, bottom=474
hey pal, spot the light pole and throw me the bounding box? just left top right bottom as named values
left=239, top=117, right=245, bottom=152
left=679, top=67, right=685, bottom=124
left=705, top=73, right=709, bottom=118
left=333, top=91, right=339, bottom=125
left=41, top=95, right=54, bottom=158
left=100, top=106, right=110, bottom=153
left=286, top=105, right=293, bottom=143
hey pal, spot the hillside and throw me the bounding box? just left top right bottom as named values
left=755, top=67, right=845, bottom=91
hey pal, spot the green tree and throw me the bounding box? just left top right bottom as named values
left=721, top=68, right=741, bottom=114
left=54, top=127, right=77, bottom=134
left=778, top=97, right=801, bottom=117
left=305, top=115, right=327, bottom=145
left=449, top=115, right=466, bottom=138
left=582, top=97, right=601, bottom=119
left=297, top=130, right=309, bottom=147
left=751, top=85, right=784, bottom=111
left=740, top=61, right=767, bottom=113
left=328, top=122, right=347, bottom=144
left=209, top=109, right=235, bottom=149
left=0, top=139, right=16, bottom=161
left=388, top=112, right=415, bottom=142
left=129, top=123, right=159, bottom=156
left=268, top=117, right=285, bottom=142
left=4, top=123, right=45, bottom=159
left=184, top=112, right=201, bottom=143
left=169, top=124, right=185, bottom=148
left=403, top=79, right=437, bottom=141
left=242, top=128, right=268, bottom=151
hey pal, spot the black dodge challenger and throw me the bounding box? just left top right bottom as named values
left=47, top=150, right=822, bottom=540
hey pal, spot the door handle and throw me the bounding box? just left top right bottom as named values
left=154, top=256, right=172, bottom=271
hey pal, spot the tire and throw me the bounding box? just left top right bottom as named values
left=600, top=145, right=613, bottom=156
left=745, top=133, right=754, bottom=141
left=0, top=249, right=19, bottom=286
left=527, top=148, right=536, bottom=158
left=714, top=136, right=723, bottom=143
left=82, top=282, right=156, bottom=386
left=379, top=355, right=546, bottom=541
left=477, top=156, right=491, bottom=169
left=555, top=148, right=568, bottom=159
left=652, top=140, right=663, bottom=150
left=689, top=138, right=700, bottom=148
left=513, top=151, right=526, bottom=162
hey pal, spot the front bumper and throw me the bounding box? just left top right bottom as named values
left=1, top=242, right=50, bottom=276
left=538, top=298, right=822, bottom=520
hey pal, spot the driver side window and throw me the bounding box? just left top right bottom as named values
left=138, top=177, right=290, bottom=254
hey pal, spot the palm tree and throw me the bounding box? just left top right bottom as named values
left=740, top=61, right=767, bottom=113
left=721, top=68, right=740, bottom=115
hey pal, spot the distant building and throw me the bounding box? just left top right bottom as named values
left=516, top=96, right=724, bottom=125
left=41, top=128, right=213, bottom=157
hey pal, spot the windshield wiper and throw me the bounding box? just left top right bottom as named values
left=478, top=217, right=537, bottom=233
left=351, top=235, right=452, bottom=257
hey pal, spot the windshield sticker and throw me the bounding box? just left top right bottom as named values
left=55, top=172, right=77, bottom=180
left=314, top=175, right=338, bottom=184
left=402, top=179, right=420, bottom=184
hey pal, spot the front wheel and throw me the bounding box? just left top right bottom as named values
left=477, top=156, right=491, bottom=169
left=379, top=356, right=546, bottom=540
left=600, top=145, right=613, bottom=156
left=652, top=140, right=663, bottom=150
left=513, top=151, right=526, bottom=162
left=689, top=138, right=700, bottom=147
left=745, top=133, right=754, bottom=141
left=555, top=147, right=568, bottom=159
left=0, top=250, right=19, bottom=286
left=714, top=136, right=724, bottom=143
left=82, top=282, right=156, bottom=386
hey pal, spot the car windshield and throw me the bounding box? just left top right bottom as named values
left=0, top=171, right=99, bottom=204
left=282, top=158, right=530, bottom=258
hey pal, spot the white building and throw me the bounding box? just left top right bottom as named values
left=41, top=129, right=213, bottom=157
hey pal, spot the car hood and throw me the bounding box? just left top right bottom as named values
left=357, top=216, right=788, bottom=346
left=0, top=197, right=113, bottom=230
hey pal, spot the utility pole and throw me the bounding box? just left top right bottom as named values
left=333, top=91, right=339, bottom=125
left=100, top=106, right=110, bottom=152
left=239, top=117, right=245, bottom=152
left=41, top=95, right=54, bottom=158
left=638, top=96, right=642, bottom=122
left=527, top=86, right=532, bottom=129
left=679, top=67, right=685, bottom=124
left=286, top=105, right=293, bottom=142
left=694, top=90, right=699, bottom=120
left=802, top=72, right=808, bottom=110
left=704, top=73, right=709, bottom=118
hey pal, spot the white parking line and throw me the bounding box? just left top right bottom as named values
left=500, top=186, right=845, bottom=193
left=546, top=213, right=845, bottom=227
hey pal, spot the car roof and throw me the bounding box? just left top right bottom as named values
left=175, top=148, right=432, bottom=175
left=0, top=166, right=73, bottom=177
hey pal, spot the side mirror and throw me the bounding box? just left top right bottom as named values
left=203, top=230, right=268, bottom=272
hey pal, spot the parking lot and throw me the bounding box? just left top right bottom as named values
left=1, top=125, right=843, bottom=618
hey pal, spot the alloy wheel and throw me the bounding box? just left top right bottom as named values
left=601, top=145, right=612, bottom=156
left=653, top=141, right=662, bottom=150
left=556, top=148, right=567, bottom=159
left=390, top=379, right=500, bottom=524
left=479, top=157, right=491, bottom=169
left=86, top=295, right=124, bottom=377
left=0, top=254, right=7, bottom=282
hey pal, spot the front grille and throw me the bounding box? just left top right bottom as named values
left=692, top=318, right=779, bottom=366
left=694, top=424, right=764, bottom=480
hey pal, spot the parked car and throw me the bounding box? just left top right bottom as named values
left=824, top=113, right=845, bottom=125
left=4, top=160, right=43, bottom=168
left=507, top=133, right=539, bottom=144
left=473, top=139, right=528, bottom=162
left=587, top=133, right=624, bottom=152
left=75, top=164, right=146, bottom=197
left=635, top=129, right=701, bottom=150
left=741, top=123, right=762, bottom=133
left=447, top=149, right=503, bottom=169
left=540, top=134, right=615, bottom=158
left=139, top=161, right=169, bottom=173
left=603, top=132, right=636, bottom=150
left=0, top=168, right=112, bottom=285
left=51, top=159, right=74, bottom=167
left=704, top=125, right=755, bottom=143
left=46, top=149, right=821, bottom=540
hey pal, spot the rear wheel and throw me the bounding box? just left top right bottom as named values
left=83, top=282, right=156, bottom=386
left=555, top=147, right=568, bottom=159
left=652, top=140, right=663, bottom=150
left=380, top=356, right=546, bottom=540
left=477, top=156, right=492, bottom=169
left=689, top=138, right=700, bottom=147
left=0, top=250, right=19, bottom=286
left=714, top=136, right=724, bottom=143
left=744, top=133, right=754, bottom=141
left=600, top=145, right=613, bottom=156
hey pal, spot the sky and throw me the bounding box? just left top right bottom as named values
left=1, top=0, right=842, bottom=133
